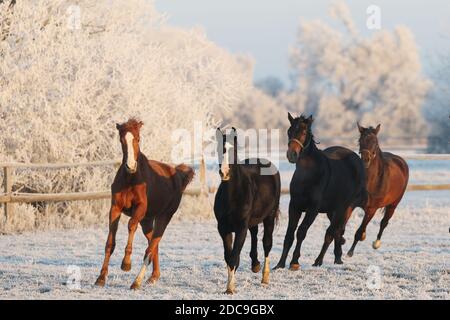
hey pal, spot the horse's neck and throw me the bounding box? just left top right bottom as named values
left=228, top=164, right=250, bottom=201
left=366, top=147, right=384, bottom=190
left=296, top=142, right=320, bottom=167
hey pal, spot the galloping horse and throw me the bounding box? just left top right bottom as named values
left=347, top=123, right=409, bottom=257
left=214, top=128, right=280, bottom=294
left=274, top=114, right=367, bottom=269
left=95, top=119, right=194, bottom=289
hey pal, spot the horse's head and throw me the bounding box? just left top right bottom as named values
left=216, top=127, right=237, bottom=181
left=357, top=122, right=381, bottom=168
left=286, top=113, right=314, bottom=163
left=116, top=119, right=143, bottom=174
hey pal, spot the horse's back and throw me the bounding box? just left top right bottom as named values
left=323, top=146, right=355, bottom=160
left=382, top=152, right=409, bottom=177
left=323, top=146, right=367, bottom=208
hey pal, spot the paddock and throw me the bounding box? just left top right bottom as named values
left=0, top=190, right=448, bottom=300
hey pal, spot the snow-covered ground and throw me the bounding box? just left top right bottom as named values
left=0, top=190, right=448, bottom=300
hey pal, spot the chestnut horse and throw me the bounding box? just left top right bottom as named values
left=347, top=123, right=409, bottom=257
left=214, top=128, right=280, bottom=294
left=95, top=119, right=194, bottom=289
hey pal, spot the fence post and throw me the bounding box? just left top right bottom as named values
left=3, top=166, right=13, bottom=222
left=199, top=156, right=207, bottom=195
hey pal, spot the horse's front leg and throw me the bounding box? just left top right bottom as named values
left=347, top=207, right=376, bottom=257
left=226, top=223, right=248, bottom=294
left=95, top=203, right=122, bottom=286
left=121, top=191, right=147, bottom=272
left=261, top=216, right=275, bottom=284
left=290, top=207, right=319, bottom=270
left=274, top=200, right=302, bottom=270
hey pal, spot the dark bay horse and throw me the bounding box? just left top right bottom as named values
left=214, top=128, right=280, bottom=294
left=274, top=114, right=367, bottom=270
left=347, top=123, right=409, bottom=257
left=95, top=119, right=194, bottom=289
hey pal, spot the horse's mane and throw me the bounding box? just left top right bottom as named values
left=297, top=114, right=319, bottom=146
left=117, top=118, right=144, bottom=132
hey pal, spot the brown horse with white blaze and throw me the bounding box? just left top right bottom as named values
left=347, top=123, right=409, bottom=257
left=95, top=119, right=194, bottom=289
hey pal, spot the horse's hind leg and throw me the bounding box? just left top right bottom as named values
left=313, top=225, right=334, bottom=267
left=131, top=205, right=176, bottom=290
left=140, top=219, right=160, bottom=284
left=249, top=225, right=261, bottom=273
left=373, top=204, right=396, bottom=249
left=261, top=216, right=275, bottom=284
left=95, top=204, right=122, bottom=286
left=333, top=207, right=353, bottom=264
left=347, top=207, right=376, bottom=257
left=273, top=201, right=302, bottom=270
left=290, top=208, right=319, bottom=270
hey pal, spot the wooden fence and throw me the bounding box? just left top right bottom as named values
left=1, top=154, right=449, bottom=221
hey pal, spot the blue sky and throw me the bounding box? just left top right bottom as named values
left=155, top=0, right=450, bottom=84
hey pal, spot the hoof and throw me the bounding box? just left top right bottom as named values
left=361, top=232, right=366, bottom=241
left=251, top=262, right=261, bottom=273
left=347, top=250, right=354, bottom=258
left=224, top=289, right=235, bottom=295
left=130, top=282, right=141, bottom=290
left=121, top=261, right=132, bottom=272
left=289, top=263, right=300, bottom=271
left=334, top=258, right=344, bottom=265
left=261, top=278, right=269, bottom=285
left=272, top=263, right=285, bottom=271
left=373, top=240, right=381, bottom=250
left=312, top=260, right=323, bottom=267
left=146, top=274, right=160, bottom=285
left=94, top=277, right=105, bottom=287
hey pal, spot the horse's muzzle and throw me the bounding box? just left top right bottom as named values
left=126, top=164, right=137, bottom=174
left=286, top=150, right=298, bottom=164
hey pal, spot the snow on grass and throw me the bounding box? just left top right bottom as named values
left=0, top=191, right=448, bottom=300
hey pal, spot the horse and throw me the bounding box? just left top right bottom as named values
left=274, top=114, right=367, bottom=270
left=214, top=127, right=281, bottom=294
left=95, top=119, right=194, bottom=289
left=347, top=123, right=409, bottom=257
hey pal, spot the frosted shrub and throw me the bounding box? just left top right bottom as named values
left=0, top=0, right=251, bottom=231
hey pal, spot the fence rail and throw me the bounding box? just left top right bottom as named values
left=1, top=154, right=449, bottom=222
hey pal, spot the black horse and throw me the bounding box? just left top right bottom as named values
left=274, top=114, right=367, bottom=270
left=214, top=128, right=281, bottom=294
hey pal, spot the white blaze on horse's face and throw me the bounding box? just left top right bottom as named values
left=125, top=132, right=137, bottom=173
left=220, top=142, right=233, bottom=181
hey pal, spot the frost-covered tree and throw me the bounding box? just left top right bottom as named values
left=426, top=54, right=450, bottom=153
left=0, top=0, right=251, bottom=230
left=286, top=1, right=431, bottom=141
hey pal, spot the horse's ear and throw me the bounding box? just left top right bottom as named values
left=307, top=115, right=314, bottom=124
left=231, top=127, right=237, bottom=133
left=357, top=122, right=364, bottom=134
left=288, top=112, right=294, bottom=124
left=116, top=123, right=121, bottom=130
left=375, top=124, right=381, bottom=135
left=138, top=121, right=144, bottom=129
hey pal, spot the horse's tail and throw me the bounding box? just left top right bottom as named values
left=274, top=207, right=281, bottom=227
left=175, top=164, right=195, bottom=192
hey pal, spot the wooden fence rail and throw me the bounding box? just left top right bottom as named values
left=1, top=154, right=449, bottom=222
